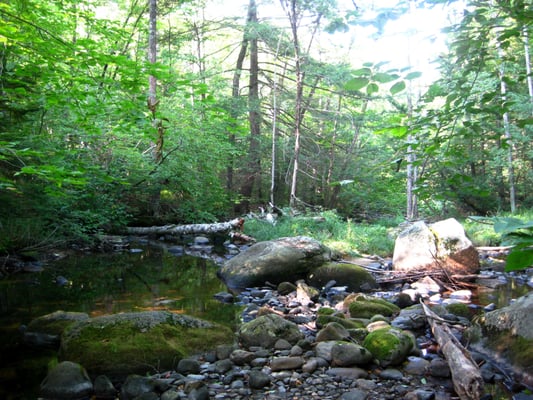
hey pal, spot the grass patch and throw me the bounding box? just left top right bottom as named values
left=242, top=210, right=396, bottom=257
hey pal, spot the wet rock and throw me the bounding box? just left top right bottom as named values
left=391, top=305, right=427, bottom=331
left=119, top=375, right=158, bottom=400
left=93, top=375, right=116, bottom=399
left=24, top=310, right=89, bottom=349
left=40, top=361, right=93, bottom=400
left=59, top=311, right=234, bottom=380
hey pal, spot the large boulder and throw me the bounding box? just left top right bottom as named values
left=59, top=311, right=234, bottom=380
left=480, top=293, right=533, bottom=386
left=218, top=236, right=333, bottom=290
left=392, top=218, right=479, bottom=275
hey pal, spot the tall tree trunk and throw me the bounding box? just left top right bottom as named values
left=240, top=0, right=261, bottom=212
left=148, top=0, right=164, bottom=218
left=227, top=8, right=250, bottom=197
left=497, top=34, right=516, bottom=213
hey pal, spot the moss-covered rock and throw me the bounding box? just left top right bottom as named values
left=362, top=327, right=415, bottom=366
left=445, top=302, right=472, bottom=319
left=59, top=311, right=234, bottom=380
left=24, top=310, right=90, bottom=348
left=316, top=314, right=365, bottom=330
left=307, top=262, right=377, bottom=292
left=238, top=313, right=304, bottom=349
left=344, top=294, right=400, bottom=319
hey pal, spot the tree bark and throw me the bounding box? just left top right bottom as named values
left=127, top=218, right=245, bottom=236
left=421, top=301, right=484, bottom=400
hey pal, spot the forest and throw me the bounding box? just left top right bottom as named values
left=1, top=0, right=532, bottom=253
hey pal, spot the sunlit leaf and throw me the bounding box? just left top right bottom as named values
left=505, top=249, right=533, bottom=272
left=390, top=81, right=406, bottom=95
left=345, top=77, right=369, bottom=91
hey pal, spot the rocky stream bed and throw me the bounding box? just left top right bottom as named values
left=37, top=253, right=533, bottom=400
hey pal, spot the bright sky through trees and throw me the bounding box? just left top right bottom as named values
left=211, top=0, right=464, bottom=85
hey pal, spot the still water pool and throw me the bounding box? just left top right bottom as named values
left=0, top=244, right=240, bottom=399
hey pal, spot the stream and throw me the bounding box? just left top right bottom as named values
left=0, top=243, right=241, bottom=400
left=0, top=241, right=531, bottom=399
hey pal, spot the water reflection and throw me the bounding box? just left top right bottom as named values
left=0, top=246, right=240, bottom=400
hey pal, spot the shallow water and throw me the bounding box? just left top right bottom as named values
left=0, top=245, right=240, bottom=400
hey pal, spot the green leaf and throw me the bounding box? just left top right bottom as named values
left=404, top=71, right=422, bottom=80
left=390, top=81, right=406, bottom=95
left=367, top=82, right=379, bottom=95
left=373, top=72, right=398, bottom=83
left=505, top=248, right=533, bottom=272
left=345, top=77, right=369, bottom=91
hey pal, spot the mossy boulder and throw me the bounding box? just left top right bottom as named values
left=344, top=294, right=400, bottom=319
left=218, top=236, right=333, bottom=290
left=59, top=311, right=234, bottom=380
left=307, top=262, right=377, bottom=292
left=24, top=310, right=90, bottom=349
left=237, top=313, right=304, bottom=349
left=362, top=327, right=415, bottom=366
left=445, top=302, right=473, bottom=320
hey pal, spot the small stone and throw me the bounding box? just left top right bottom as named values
left=429, top=358, right=451, bottom=378
left=379, top=368, right=404, bottom=380
left=93, top=375, right=116, bottom=399
left=275, top=338, right=292, bottom=350
left=177, top=358, right=201, bottom=375
left=270, top=356, right=304, bottom=371
left=248, top=370, right=271, bottom=389
left=338, top=388, right=368, bottom=400
left=403, top=356, right=429, bottom=375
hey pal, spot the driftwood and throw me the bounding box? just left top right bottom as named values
left=421, top=300, right=484, bottom=400
left=126, top=218, right=245, bottom=236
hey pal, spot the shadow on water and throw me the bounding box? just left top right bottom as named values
left=0, top=245, right=240, bottom=400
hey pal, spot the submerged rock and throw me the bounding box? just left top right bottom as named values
left=480, top=293, right=533, bottom=385
left=40, top=361, right=93, bottom=400
left=59, top=311, right=235, bottom=380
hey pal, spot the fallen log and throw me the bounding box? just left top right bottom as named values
left=126, top=218, right=245, bottom=236
left=421, top=300, right=484, bottom=400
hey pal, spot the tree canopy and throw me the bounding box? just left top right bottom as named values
left=1, top=0, right=532, bottom=251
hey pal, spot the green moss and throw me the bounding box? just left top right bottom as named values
left=362, top=328, right=414, bottom=366
left=348, top=299, right=400, bottom=319
left=316, top=314, right=365, bottom=330
left=445, top=303, right=472, bottom=319
left=317, top=307, right=335, bottom=316
left=485, top=329, right=533, bottom=371
left=60, top=313, right=234, bottom=379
